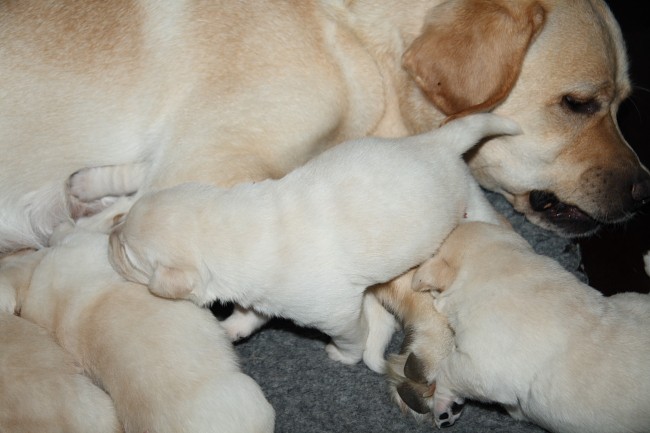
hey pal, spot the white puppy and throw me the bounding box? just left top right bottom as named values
left=0, top=207, right=275, bottom=433
left=0, top=311, right=122, bottom=433
left=109, top=113, right=521, bottom=372
left=409, top=222, right=650, bottom=433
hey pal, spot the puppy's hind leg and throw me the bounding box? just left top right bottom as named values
left=362, top=292, right=399, bottom=373
left=325, top=310, right=368, bottom=367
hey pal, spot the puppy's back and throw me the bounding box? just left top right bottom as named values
left=0, top=312, right=122, bottom=433
left=28, top=232, right=275, bottom=433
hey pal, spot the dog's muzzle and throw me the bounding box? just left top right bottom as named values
left=529, top=190, right=600, bottom=236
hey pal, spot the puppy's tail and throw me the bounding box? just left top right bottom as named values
left=435, top=113, right=522, bottom=156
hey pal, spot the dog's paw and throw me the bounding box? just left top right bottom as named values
left=68, top=167, right=99, bottom=202
left=387, top=353, right=435, bottom=420
left=220, top=307, right=269, bottom=342
left=325, top=342, right=362, bottom=365
left=221, top=321, right=253, bottom=342
left=433, top=395, right=465, bottom=428
left=67, top=193, right=120, bottom=221
left=363, top=350, right=387, bottom=374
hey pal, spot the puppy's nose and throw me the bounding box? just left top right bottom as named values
left=631, top=174, right=650, bottom=207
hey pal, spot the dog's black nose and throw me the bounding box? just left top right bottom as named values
left=631, top=175, right=650, bottom=207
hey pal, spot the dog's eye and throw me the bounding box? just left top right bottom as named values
left=561, top=95, right=601, bottom=115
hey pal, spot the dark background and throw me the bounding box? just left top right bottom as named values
left=579, top=1, right=650, bottom=295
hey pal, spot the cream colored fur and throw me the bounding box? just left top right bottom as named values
left=0, top=0, right=647, bottom=254
left=404, top=222, right=650, bottom=433
left=0, top=207, right=275, bottom=433
left=0, top=312, right=122, bottom=433
left=108, top=113, right=520, bottom=373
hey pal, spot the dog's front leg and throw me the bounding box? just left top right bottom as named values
left=370, top=270, right=455, bottom=419
left=372, top=270, right=454, bottom=383
left=67, top=162, right=148, bottom=220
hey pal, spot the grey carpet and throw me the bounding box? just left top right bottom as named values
left=226, top=191, right=583, bottom=433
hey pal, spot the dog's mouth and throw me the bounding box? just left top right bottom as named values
left=529, top=190, right=600, bottom=237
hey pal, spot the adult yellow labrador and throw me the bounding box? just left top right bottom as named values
left=0, top=0, right=647, bottom=253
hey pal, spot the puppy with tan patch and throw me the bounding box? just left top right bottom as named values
left=1, top=0, right=648, bottom=254
left=0, top=208, right=275, bottom=433
left=0, top=311, right=122, bottom=433
left=109, top=113, right=520, bottom=372
left=401, top=222, right=650, bottom=432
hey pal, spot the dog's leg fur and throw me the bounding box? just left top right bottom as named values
left=369, top=269, right=455, bottom=419
left=67, top=163, right=147, bottom=220
left=68, top=163, right=148, bottom=202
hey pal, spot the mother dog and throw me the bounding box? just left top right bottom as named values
left=0, top=0, right=648, bottom=253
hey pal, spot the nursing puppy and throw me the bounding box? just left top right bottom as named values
left=405, top=222, right=650, bottom=432
left=109, top=113, right=520, bottom=372
left=0, top=209, right=275, bottom=433
left=0, top=311, right=122, bottom=433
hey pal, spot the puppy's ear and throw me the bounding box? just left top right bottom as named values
left=412, top=256, right=456, bottom=293
left=112, top=213, right=126, bottom=228
left=149, top=264, right=197, bottom=300
left=403, top=0, right=546, bottom=118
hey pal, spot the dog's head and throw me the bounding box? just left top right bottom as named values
left=404, top=0, right=650, bottom=237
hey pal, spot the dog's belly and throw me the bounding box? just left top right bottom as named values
left=0, top=0, right=387, bottom=253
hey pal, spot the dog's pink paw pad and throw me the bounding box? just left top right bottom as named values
left=434, top=399, right=465, bottom=428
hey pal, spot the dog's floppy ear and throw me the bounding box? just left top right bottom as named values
left=412, top=256, right=456, bottom=293
left=403, top=0, right=546, bottom=118
left=149, top=264, right=197, bottom=300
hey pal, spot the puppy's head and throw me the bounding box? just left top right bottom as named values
left=107, top=192, right=200, bottom=302
left=412, top=221, right=527, bottom=295
left=404, top=0, right=649, bottom=237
